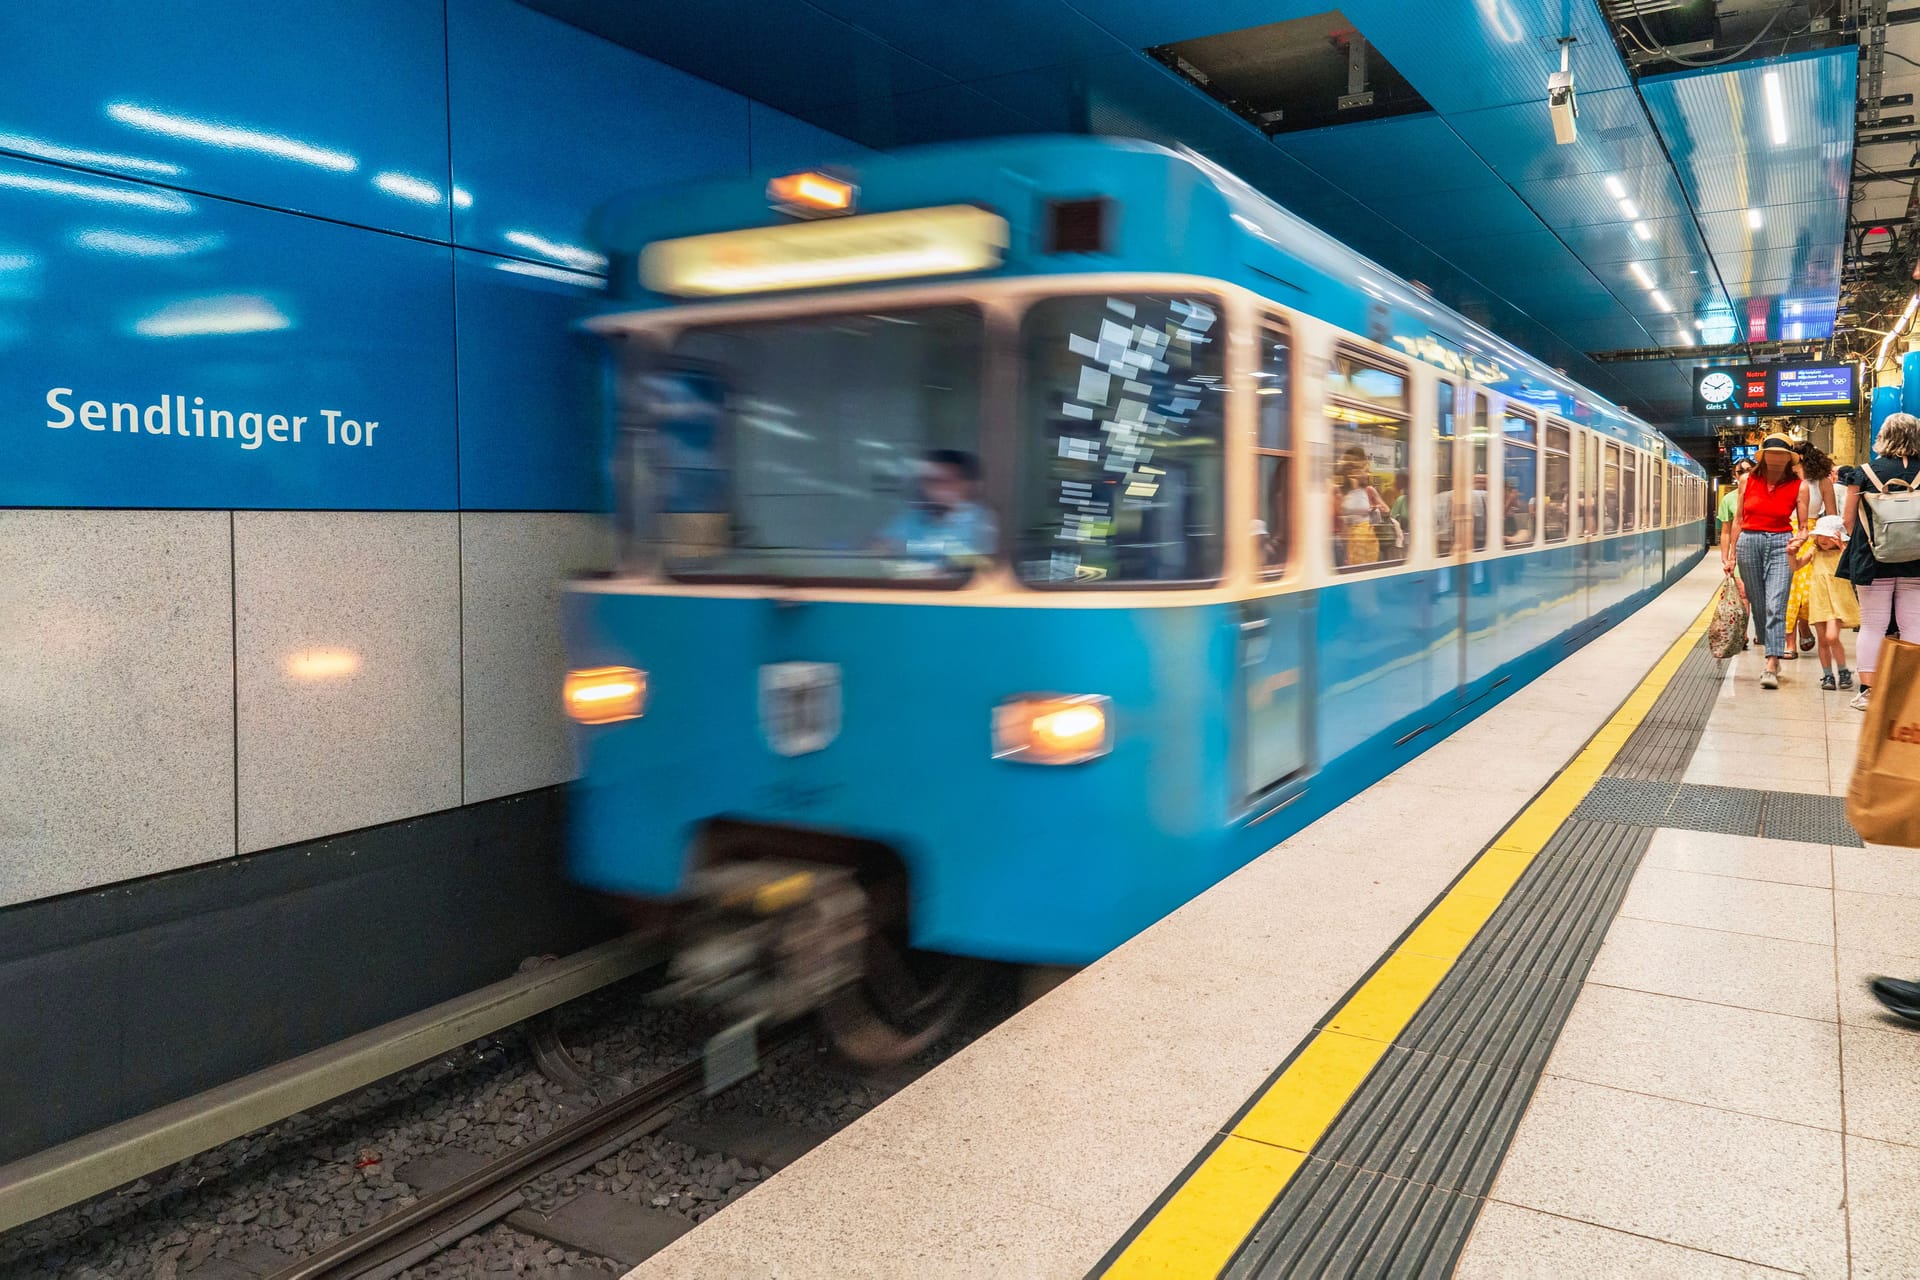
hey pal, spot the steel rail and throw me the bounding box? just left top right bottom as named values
left=270, top=1025, right=802, bottom=1280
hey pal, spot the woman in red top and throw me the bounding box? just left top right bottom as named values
left=1722, top=434, right=1810, bottom=688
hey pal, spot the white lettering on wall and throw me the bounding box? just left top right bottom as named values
left=43, top=388, right=380, bottom=452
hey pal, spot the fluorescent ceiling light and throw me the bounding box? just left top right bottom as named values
left=133, top=293, right=292, bottom=337
left=1649, top=289, right=1674, bottom=312
left=1617, top=199, right=1640, bottom=220
left=1629, top=262, right=1656, bottom=288
left=72, top=229, right=222, bottom=257
left=107, top=102, right=358, bottom=172
left=1694, top=318, right=1707, bottom=329
left=1675, top=330, right=1693, bottom=346
left=1632, top=221, right=1653, bottom=240
left=1763, top=71, right=1787, bottom=146
left=494, top=259, right=604, bottom=285
left=1746, top=208, right=1764, bottom=229
left=1603, top=175, right=1626, bottom=199
left=0, top=169, right=190, bottom=211
left=373, top=172, right=441, bottom=204
left=504, top=229, right=606, bottom=272
left=452, top=187, right=473, bottom=210
left=0, top=131, right=182, bottom=177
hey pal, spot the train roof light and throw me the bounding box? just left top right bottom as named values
left=768, top=171, right=855, bottom=216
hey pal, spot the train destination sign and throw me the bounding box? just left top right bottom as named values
left=641, top=205, right=1009, bottom=297
left=1692, top=362, right=1858, bottom=417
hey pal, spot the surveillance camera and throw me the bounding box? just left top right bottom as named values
left=1548, top=68, right=1577, bottom=145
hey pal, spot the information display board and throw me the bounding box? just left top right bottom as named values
left=1692, top=363, right=1858, bottom=417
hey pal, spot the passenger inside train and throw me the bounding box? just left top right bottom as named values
left=870, top=449, right=997, bottom=565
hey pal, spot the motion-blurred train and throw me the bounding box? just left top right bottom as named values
left=561, top=137, right=1708, bottom=1062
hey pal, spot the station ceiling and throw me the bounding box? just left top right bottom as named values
left=526, top=0, right=1864, bottom=432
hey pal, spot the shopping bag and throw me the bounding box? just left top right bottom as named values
left=1707, top=575, right=1749, bottom=660
left=1848, top=638, right=1920, bottom=847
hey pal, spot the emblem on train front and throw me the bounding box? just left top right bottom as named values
left=758, top=662, right=842, bottom=757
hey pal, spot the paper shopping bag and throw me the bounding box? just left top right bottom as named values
left=1848, top=638, right=1920, bottom=848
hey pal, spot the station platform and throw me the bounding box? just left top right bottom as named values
left=630, top=560, right=1906, bottom=1280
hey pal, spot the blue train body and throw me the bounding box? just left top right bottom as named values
left=564, top=136, right=1708, bottom=970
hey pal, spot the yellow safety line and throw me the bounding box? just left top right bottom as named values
left=1102, top=598, right=1716, bottom=1279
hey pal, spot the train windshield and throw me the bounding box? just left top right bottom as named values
left=631, top=305, right=985, bottom=585
left=1015, top=295, right=1225, bottom=585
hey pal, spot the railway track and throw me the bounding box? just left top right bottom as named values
left=271, top=1028, right=803, bottom=1280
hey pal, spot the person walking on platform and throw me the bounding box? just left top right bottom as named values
left=1789, top=514, right=1858, bottom=690
left=1719, top=457, right=1756, bottom=645
left=1838, top=412, right=1920, bottom=712
left=1724, top=434, right=1809, bottom=689
left=1786, top=441, right=1840, bottom=658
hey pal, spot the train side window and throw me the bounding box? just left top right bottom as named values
left=1434, top=381, right=1457, bottom=555
left=1255, top=321, right=1292, bottom=577
left=1603, top=441, right=1621, bottom=534
left=1015, top=294, right=1225, bottom=586
left=1651, top=458, right=1665, bottom=527
left=1623, top=449, right=1640, bottom=531
left=1544, top=422, right=1572, bottom=543
left=1470, top=393, right=1490, bottom=551
left=1325, top=350, right=1409, bottom=572
left=1581, top=430, right=1598, bottom=536
left=1502, top=408, right=1538, bottom=548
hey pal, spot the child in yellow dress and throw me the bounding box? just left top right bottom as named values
left=1789, top=514, right=1860, bottom=691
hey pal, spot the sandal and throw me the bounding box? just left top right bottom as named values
left=1800, top=636, right=1816, bottom=652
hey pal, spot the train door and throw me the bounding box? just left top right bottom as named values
left=1240, top=316, right=1309, bottom=801
left=1583, top=428, right=1600, bottom=619
left=1434, top=378, right=1468, bottom=699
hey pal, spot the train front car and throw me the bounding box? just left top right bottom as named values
left=561, top=136, right=1709, bottom=1065
left=565, top=141, right=1251, bottom=1063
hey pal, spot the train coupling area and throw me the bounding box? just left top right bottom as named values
left=649, top=861, right=867, bottom=1085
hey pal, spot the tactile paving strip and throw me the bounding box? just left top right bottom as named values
left=1763, top=789, right=1865, bottom=847
left=1225, top=631, right=1791, bottom=1278
left=1663, top=784, right=1766, bottom=835
left=1225, top=822, right=1651, bottom=1279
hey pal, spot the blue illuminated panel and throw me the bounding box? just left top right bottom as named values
left=0, top=155, right=456, bottom=509
left=0, top=0, right=449, bottom=241
left=449, top=0, right=749, bottom=270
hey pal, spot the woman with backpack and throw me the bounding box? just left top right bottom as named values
left=1838, top=411, right=1920, bottom=711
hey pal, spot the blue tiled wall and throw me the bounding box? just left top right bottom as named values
left=0, top=0, right=864, bottom=512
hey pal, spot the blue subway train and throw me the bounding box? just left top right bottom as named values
left=561, top=137, right=1708, bottom=1060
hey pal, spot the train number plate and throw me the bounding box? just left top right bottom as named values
left=758, top=662, right=841, bottom=757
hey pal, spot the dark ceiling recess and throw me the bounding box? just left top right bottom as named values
left=1148, top=11, right=1432, bottom=136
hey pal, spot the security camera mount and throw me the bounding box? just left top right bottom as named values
left=1548, top=36, right=1579, bottom=146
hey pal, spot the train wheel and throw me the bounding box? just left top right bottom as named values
left=818, top=936, right=982, bottom=1066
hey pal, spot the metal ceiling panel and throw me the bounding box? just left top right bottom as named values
left=1513, top=163, right=1691, bottom=229
left=1553, top=213, right=1692, bottom=264
left=1352, top=0, right=1628, bottom=115
left=808, top=0, right=1122, bottom=81
left=1697, top=199, right=1847, bottom=250
left=1396, top=185, right=1551, bottom=241
left=1060, top=0, right=1339, bottom=49
left=1711, top=243, right=1844, bottom=290
left=1557, top=315, right=1660, bottom=350
left=1446, top=87, right=1668, bottom=184
left=1275, top=114, right=1501, bottom=201
left=1433, top=227, right=1589, bottom=277
left=806, top=83, right=1041, bottom=147
left=519, top=0, right=951, bottom=109
left=1641, top=49, right=1853, bottom=216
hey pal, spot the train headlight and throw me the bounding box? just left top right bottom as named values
left=565, top=666, right=646, bottom=724
left=992, top=695, right=1112, bottom=766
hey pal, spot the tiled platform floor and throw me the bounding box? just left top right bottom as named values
left=1457, top=642, right=1918, bottom=1280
